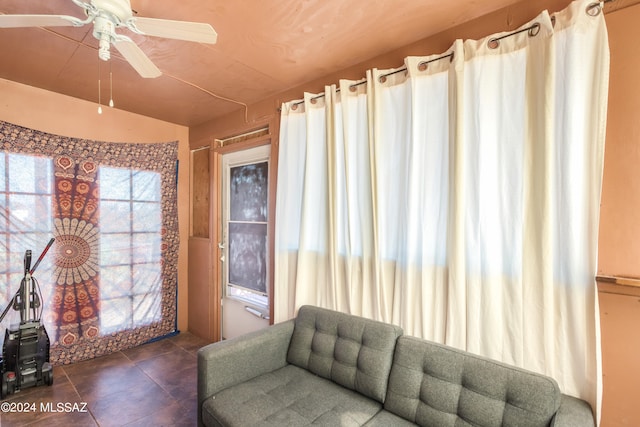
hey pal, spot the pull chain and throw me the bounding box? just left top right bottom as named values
left=109, top=61, right=114, bottom=108
left=98, top=58, right=102, bottom=114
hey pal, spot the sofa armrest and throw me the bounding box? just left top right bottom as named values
left=552, top=394, right=595, bottom=427
left=197, top=320, right=295, bottom=426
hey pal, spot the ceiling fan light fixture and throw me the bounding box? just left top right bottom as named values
left=93, top=16, right=115, bottom=61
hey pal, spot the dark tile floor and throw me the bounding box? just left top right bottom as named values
left=0, top=331, right=210, bottom=426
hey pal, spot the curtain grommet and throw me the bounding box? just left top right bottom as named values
left=417, top=62, right=428, bottom=72
left=379, top=75, right=387, bottom=84
left=586, top=2, right=602, bottom=16
left=488, top=38, right=500, bottom=49
left=291, top=104, right=298, bottom=111
left=528, top=23, right=541, bottom=37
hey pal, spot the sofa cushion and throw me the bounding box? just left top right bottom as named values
left=363, top=409, right=417, bottom=426
left=385, top=336, right=562, bottom=427
left=287, top=305, right=403, bottom=403
left=202, top=364, right=383, bottom=426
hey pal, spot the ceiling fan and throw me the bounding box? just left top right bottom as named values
left=0, top=0, right=218, bottom=78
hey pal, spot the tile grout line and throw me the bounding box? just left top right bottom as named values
left=120, top=346, right=187, bottom=427
left=62, top=358, right=108, bottom=427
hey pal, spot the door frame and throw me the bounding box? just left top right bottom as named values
left=210, top=131, right=277, bottom=342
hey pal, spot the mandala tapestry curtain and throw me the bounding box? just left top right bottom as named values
left=0, top=120, right=179, bottom=364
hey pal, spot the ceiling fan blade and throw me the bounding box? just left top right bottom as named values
left=113, top=38, right=162, bottom=78
left=131, top=17, right=217, bottom=44
left=0, top=14, right=84, bottom=28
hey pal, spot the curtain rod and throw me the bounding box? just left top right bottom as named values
left=290, top=51, right=455, bottom=108
left=287, top=0, right=612, bottom=110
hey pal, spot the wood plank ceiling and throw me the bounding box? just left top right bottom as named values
left=0, top=0, right=600, bottom=126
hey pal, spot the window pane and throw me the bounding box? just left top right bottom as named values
left=0, top=240, right=6, bottom=274
left=101, top=233, right=131, bottom=265
left=100, top=201, right=131, bottom=233
left=10, top=194, right=51, bottom=232
left=101, top=297, right=132, bottom=333
left=101, top=265, right=132, bottom=297
left=10, top=233, right=49, bottom=263
left=8, top=154, right=51, bottom=194
left=228, top=222, right=267, bottom=294
left=132, top=171, right=160, bottom=202
left=133, top=263, right=161, bottom=294
left=230, top=162, right=268, bottom=222
left=100, top=167, right=131, bottom=200
left=133, top=293, right=161, bottom=325
left=132, top=202, right=161, bottom=233
left=0, top=195, right=7, bottom=233
left=8, top=154, right=34, bottom=193
left=0, top=152, right=5, bottom=190
left=132, top=233, right=161, bottom=263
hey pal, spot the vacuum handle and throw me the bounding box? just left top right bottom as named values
left=30, top=237, right=55, bottom=275
left=24, top=250, right=32, bottom=277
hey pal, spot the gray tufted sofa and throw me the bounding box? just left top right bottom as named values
left=197, top=305, right=594, bottom=426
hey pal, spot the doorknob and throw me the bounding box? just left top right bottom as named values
left=218, top=241, right=225, bottom=262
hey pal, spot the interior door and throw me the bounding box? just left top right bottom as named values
left=220, top=145, right=271, bottom=340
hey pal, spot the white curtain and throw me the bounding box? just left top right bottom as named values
left=275, top=0, right=608, bottom=414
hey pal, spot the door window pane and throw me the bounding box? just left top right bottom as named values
left=230, top=162, right=268, bottom=222
left=225, top=154, right=269, bottom=308
left=228, top=222, right=267, bottom=294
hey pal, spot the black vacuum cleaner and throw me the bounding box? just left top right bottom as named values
left=0, top=238, right=55, bottom=399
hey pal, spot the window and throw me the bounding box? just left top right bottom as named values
left=226, top=160, right=269, bottom=308
left=1, top=122, right=178, bottom=364
left=0, top=153, right=54, bottom=320
left=99, top=167, right=163, bottom=334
